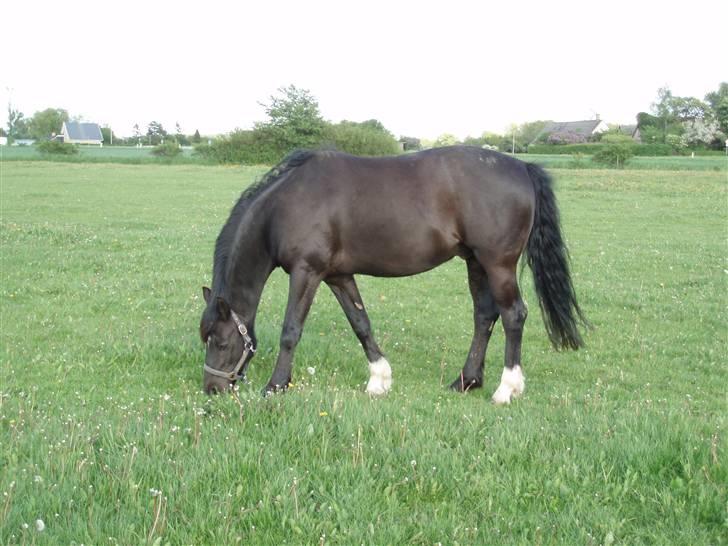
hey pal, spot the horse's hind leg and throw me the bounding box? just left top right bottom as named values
left=325, top=275, right=391, bottom=395
left=483, top=262, right=527, bottom=404
left=450, top=257, right=499, bottom=392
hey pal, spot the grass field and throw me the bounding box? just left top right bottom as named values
left=2, top=144, right=727, bottom=172
left=0, top=145, right=203, bottom=165
left=1, top=160, right=726, bottom=545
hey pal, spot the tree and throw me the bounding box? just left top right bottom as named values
left=101, top=127, right=117, bottom=145
left=705, top=82, right=728, bottom=135
left=6, top=106, right=29, bottom=139
left=255, top=85, right=326, bottom=152
left=516, top=120, right=548, bottom=146
left=28, top=108, right=69, bottom=140
left=146, top=121, right=167, bottom=145
left=174, top=122, right=189, bottom=146
left=132, top=124, right=142, bottom=145
left=592, top=134, right=634, bottom=168
left=680, top=118, right=720, bottom=148
left=650, top=87, right=679, bottom=143
left=324, top=120, right=400, bottom=156
left=433, top=133, right=459, bottom=148
left=192, top=129, right=202, bottom=144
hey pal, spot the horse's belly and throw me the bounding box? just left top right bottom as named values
left=338, top=226, right=459, bottom=277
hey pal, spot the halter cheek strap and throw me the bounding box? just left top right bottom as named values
left=203, top=310, right=255, bottom=382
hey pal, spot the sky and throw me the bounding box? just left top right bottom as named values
left=2, top=0, right=726, bottom=140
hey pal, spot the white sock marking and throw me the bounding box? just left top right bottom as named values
left=366, top=357, right=392, bottom=395
left=492, top=365, right=525, bottom=405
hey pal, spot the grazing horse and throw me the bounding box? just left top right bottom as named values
left=199, top=146, right=587, bottom=403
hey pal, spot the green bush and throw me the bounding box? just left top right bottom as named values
left=194, top=130, right=281, bottom=165
left=323, top=122, right=400, bottom=156
left=35, top=140, right=78, bottom=155
left=151, top=141, right=182, bottom=157
left=528, top=142, right=675, bottom=156
left=592, top=144, right=634, bottom=168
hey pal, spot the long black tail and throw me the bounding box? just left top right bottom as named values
left=525, top=162, right=588, bottom=350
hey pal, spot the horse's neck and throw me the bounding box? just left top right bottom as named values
left=225, top=223, right=272, bottom=326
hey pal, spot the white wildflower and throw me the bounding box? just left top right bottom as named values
left=306, top=367, right=315, bottom=376
left=35, top=519, right=45, bottom=532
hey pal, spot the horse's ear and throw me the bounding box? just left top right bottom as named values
left=202, top=286, right=212, bottom=303
left=216, top=297, right=231, bottom=321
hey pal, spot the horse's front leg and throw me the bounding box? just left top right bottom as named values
left=264, top=268, right=322, bottom=394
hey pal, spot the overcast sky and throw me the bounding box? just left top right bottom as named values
left=2, top=0, right=726, bottom=139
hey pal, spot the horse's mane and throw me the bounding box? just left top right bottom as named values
left=211, top=149, right=315, bottom=297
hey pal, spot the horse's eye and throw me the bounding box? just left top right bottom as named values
left=218, top=343, right=229, bottom=351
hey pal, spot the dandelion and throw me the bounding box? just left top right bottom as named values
left=35, top=519, right=45, bottom=532
left=306, top=367, right=316, bottom=376
left=319, top=411, right=328, bottom=417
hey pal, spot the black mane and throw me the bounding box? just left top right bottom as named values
left=211, top=150, right=315, bottom=298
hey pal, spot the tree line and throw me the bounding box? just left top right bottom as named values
left=3, top=106, right=203, bottom=147
left=4, top=82, right=726, bottom=163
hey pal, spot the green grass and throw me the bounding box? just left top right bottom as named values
left=3, top=144, right=727, bottom=171
left=519, top=153, right=728, bottom=171
left=1, top=161, right=726, bottom=545
left=0, top=145, right=209, bottom=165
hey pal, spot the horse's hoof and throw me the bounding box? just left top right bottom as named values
left=449, top=376, right=482, bottom=392
left=262, top=382, right=289, bottom=397
left=491, top=366, right=525, bottom=405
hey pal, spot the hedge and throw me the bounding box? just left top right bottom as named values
left=527, top=143, right=675, bottom=156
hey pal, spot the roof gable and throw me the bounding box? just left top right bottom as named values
left=64, top=122, right=103, bottom=141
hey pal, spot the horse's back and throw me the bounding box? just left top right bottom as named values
left=266, top=146, right=536, bottom=276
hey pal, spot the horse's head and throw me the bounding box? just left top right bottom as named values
left=200, top=287, right=256, bottom=394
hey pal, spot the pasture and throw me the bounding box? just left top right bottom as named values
left=1, top=159, right=726, bottom=545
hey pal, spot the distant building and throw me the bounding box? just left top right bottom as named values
left=534, top=118, right=610, bottom=144
left=617, top=124, right=641, bottom=141
left=12, top=139, right=36, bottom=146
left=61, top=121, right=103, bottom=146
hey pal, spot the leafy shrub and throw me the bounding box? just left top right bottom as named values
left=194, top=130, right=281, bottom=165
left=592, top=143, right=633, bottom=168
left=528, top=143, right=675, bottom=156
left=323, top=122, right=400, bottom=156
left=528, top=143, right=604, bottom=155
left=35, top=140, right=78, bottom=155
left=151, top=141, right=182, bottom=157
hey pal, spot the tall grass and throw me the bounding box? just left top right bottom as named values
left=1, top=162, right=726, bottom=544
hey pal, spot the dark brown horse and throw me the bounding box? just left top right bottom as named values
left=200, top=146, right=587, bottom=403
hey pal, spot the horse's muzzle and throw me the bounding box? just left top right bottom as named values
left=203, top=375, right=233, bottom=395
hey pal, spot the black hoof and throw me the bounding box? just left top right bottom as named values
left=449, top=375, right=483, bottom=392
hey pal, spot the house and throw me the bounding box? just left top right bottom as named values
left=61, top=121, right=103, bottom=146
left=617, top=124, right=641, bottom=141
left=535, top=118, right=609, bottom=144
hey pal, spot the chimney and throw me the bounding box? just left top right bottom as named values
left=595, top=113, right=601, bottom=121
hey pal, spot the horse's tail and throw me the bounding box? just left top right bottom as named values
left=524, top=162, right=588, bottom=350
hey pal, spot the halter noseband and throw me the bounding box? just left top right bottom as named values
left=203, top=310, right=255, bottom=382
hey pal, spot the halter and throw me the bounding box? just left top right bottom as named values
left=203, top=310, right=255, bottom=382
